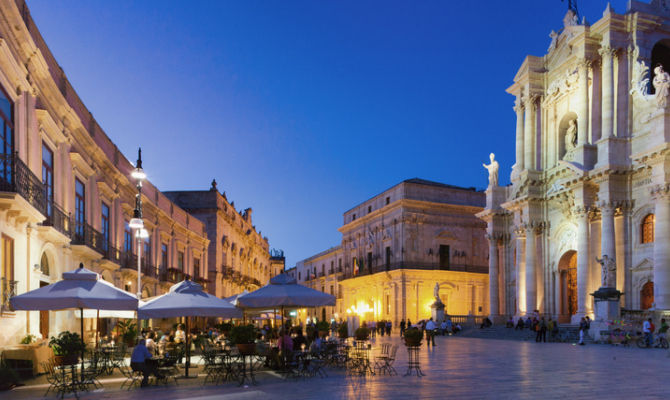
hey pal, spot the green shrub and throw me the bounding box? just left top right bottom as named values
left=20, top=334, right=35, bottom=345
left=354, top=327, right=370, bottom=341
left=403, top=327, right=423, bottom=345
left=228, top=325, right=256, bottom=345
left=49, top=331, right=85, bottom=357
left=316, top=320, right=330, bottom=331
left=338, top=322, right=348, bottom=338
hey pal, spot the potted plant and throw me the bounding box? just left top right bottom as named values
left=19, top=334, right=35, bottom=345
left=338, top=322, right=349, bottom=339
left=49, top=331, right=85, bottom=366
left=228, top=324, right=257, bottom=355
left=217, top=322, right=233, bottom=336
left=354, top=326, right=370, bottom=341
left=115, top=319, right=138, bottom=347
left=403, top=327, right=423, bottom=346
left=316, top=320, right=330, bottom=337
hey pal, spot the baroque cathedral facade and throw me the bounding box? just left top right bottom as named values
left=480, top=1, right=670, bottom=324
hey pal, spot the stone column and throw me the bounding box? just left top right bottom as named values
left=525, top=224, right=536, bottom=313
left=515, top=230, right=526, bottom=315
left=577, top=59, right=590, bottom=146
left=600, top=202, right=616, bottom=287
left=599, top=46, right=616, bottom=140
left=524, top=95, right=536, bottom=170
left=575, top=207, right=590, bottom=318
left=652, top=185, right=670, bottom=309
left=487, top=233, right=499, bottom=317
left=514, top=99, right=525, bottom=171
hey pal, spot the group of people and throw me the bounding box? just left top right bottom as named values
left=508, top=315, right=560, bottom=343
left=367, top=320, right=393, bottom=337
left=642, top=317, right=669, bottom=347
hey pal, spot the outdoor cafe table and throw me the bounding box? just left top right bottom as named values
left=347, top=341, right=375, bottom=376
left=55, top=363, right=86, bottom=398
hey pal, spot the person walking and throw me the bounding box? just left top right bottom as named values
left=425, top=318, right=437, bottom=347
left=400, top=319, right=406, bottom=337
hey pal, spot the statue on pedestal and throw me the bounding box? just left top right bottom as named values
left=482, top=153, right=499, bottom=187
left=434, top=282, right=440, bottom=302
left=565, top=119, right=577, bottom=152
left=595, top=255, right=617, bottom=288
left=653, top=64, right=670, bottom=108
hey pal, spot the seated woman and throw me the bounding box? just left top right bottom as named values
left=515, top=318, right=525, bottom=330
left=130, top=339, right=164, bottom=386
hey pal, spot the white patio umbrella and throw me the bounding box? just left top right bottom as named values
left=10, top=263, right=138, bottom=376
left=223, top=290, right=249, bottom=306
left=138, top=279, right=242, bottom=377
left=237, top=274, right=336, bottom=329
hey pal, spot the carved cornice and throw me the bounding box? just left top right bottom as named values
left=522, top=221, right=547, bottom=235
left=571, top=205, right=593, bottom=218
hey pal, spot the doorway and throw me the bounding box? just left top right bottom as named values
left=641, top=281, right=654, bottom=310
left=558, top=250, right=577, bottom=323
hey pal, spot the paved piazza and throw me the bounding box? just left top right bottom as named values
left=4, top=335, right=668, bottom=400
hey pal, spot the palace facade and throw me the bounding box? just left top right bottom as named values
left=292, top=178, right=489, bottom=324
left=165, top=183, right=285, bottom=299
left=480, top=2, right=670, bottom=324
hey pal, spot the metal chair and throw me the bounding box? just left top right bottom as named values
left=374, top=344, right=399, bottom=376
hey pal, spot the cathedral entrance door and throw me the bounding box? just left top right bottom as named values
left=558, top=251, right=577, bottom=324
left=641, top=281, right=654, bottom=310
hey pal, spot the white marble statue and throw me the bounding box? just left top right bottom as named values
left=565, top=118, right=577, bottom=151
left=483, top=153, right=499, bottom=187
left=653, top=64, right=670, bottom=108
left=434, top=282, right=441, bottom=302
left=595, top=255, right=617, bottom=288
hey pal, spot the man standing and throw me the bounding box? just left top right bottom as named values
left=425, top=318, right=437, bottom=347
left=578, top=317, right=587, bottom=345
left=400, top=319, right=406, bottom=337
left=643, top=318, right=653, bottom=347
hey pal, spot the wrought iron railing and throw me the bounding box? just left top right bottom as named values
left=120, top=252, right=138, bottom=270
left=338, top=261, right=489, bottom=281
left=142, top=263, right=158, bottom=279
left=42, top=201, right=71, bottom=237
left=102, top=245, right=122, bottom=265
left=71, top=221, right=105, bottom=254
left=0, top=152, right=47, bottom=216
left=1, top=277, right=18, bottom=312
left=167, top=267, right=184, bottom=283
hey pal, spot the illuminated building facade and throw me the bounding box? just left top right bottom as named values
left=480, top=2, right=670, bottom=324
left=0, top=0, right=210, bottom=346
left=296, top=178, right=489, bottom=324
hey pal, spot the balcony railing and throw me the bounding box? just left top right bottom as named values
left=0, top=152, right=47, bottom=216
left=1, top=277, right=18, bottom=312
left=71, top=221, right=105, bottom=254
left=167, top=267, right=184, bottom=283
left=338, top=261, right=489, bottom=280
left=120, top=252, right=138, bottom=270
left=142, top=264, right=158, bottom=279
left=42, top=201, right=72, bottom=237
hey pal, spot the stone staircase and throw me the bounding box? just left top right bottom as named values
left=457, top=324, right=594, bottom=344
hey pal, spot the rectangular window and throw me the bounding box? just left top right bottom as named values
left=144, top=236, right=151, bottom=266
left=368, top=205, right=372, bottom=213
left=367, top=252, right=373, bottom=274
left=178, top=251, right=184, bottom=271
left=386, top=196, right=390, bottom=205
left=42, top=143, right=54, bottom=218
left=330, top=260, right=334, bottom=274
left=330, top=285, right=334, bottom=295
left=338, top=258, right=342, bottom=272
left=2, top=235, right=14, bottom=309
left=352, top=214, right=356, bottom=221
left=124, top=221, right=132, bottom=254
left=385, top=246, right=391, bottom=270
left=0, top=87, right=13, bottom=184
left=321, top=264, right=325, bottom=276
left=101, top=202, right=110, bottom=252
left=194, top=258, right=200, bottom=279
left=298, top=272, right=301, bottom=281
left=74, top=178, right=86, bottom=239
left=439, top=245, right=450, bottom=270
left=161, top=243, right=168, bottom=268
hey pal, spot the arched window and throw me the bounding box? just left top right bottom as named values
left=642, top=214, right=655, bottom=244
left=40, top=252, right=49, bottom=275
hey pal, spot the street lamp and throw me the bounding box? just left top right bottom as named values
left=130, top=148, right=147, bottom=334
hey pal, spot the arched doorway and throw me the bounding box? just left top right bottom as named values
left=641, top=281, right=654, bottom=310
left=558, top=250, right=577, bottom=323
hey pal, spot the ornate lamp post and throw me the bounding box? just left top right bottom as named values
left=129, top=148, right=148, bottom=333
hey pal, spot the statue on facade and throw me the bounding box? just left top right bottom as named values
left=434, top=282, right=441, bottom=302
left=653, top=64, right=670, bottom=108
left=565, top=118, right=577, bottom=152
left=482, top=153, right=499, bottom=187
left=595, top=255, right=617, bottom=288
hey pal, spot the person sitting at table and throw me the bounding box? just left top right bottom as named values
left=145, top=331, right=157, bottom=354
left=309, top=335, right=323, bottom=354
left=293, top=329, right=307, bottom=350
left=174, top=325, right=186, bottom=344
left=130, top=339, right=164, bottom=387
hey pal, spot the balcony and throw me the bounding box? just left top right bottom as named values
left=1, top=277, right=18, bottom=313
left=120, top=252, right=138, bottom=271
left=41, top=202, right=72, bottom=238
left=102, top=245, right=122, bottom=265
left=167, top=267, right=184, bottom=283
left=0, top=152, right=47, bottom=223
left=71, top=221, right=105, bottom=256
left=338, top=261, right=489, bottom=281
left=141, top=263, right=158, bottom=279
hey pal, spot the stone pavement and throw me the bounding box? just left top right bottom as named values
left=2, top=335, right=668, bottom=400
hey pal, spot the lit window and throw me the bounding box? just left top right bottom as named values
left=642, top=214, right=655, bottom=244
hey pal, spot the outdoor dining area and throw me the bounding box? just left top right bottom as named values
left=4, top=266, right=412, bottom=398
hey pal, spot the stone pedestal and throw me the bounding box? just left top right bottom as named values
left=431, top=300, right=445, bottom=323
left=589, top=287, right=622, bottom=342
left=347, top=315, right=360, bottom=338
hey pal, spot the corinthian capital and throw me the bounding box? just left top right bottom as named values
left=598, top=45, right=618, bottom=59
left=513, top=97, right=524, bottom=113
left=572, top=205, right=592, bottom=218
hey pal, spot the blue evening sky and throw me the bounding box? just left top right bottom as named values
left=26, top=0, right=629, bottom=268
